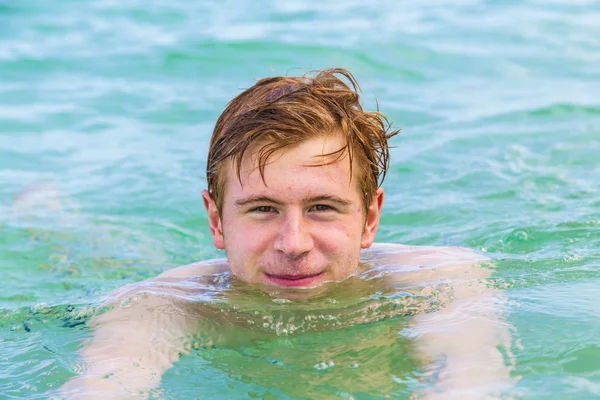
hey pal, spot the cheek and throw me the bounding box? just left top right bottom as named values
left=223, top=216, right=271, bottom=253
left=316, top=221, right=362, bottom=252
left=344, top=209, right=367, bottom=240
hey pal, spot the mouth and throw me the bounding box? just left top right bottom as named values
left=263, top=272, right=325, bottom=288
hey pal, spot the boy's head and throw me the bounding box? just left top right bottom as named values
left=203, top=68, right=399, bottom=288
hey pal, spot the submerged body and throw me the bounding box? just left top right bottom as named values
left=60, top=244, right=514, bottom=399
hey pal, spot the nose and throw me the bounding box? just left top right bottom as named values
left=273, top=210, right=314, bottom=259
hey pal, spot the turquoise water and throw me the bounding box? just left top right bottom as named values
left=1, top=0, right=600, bottom=398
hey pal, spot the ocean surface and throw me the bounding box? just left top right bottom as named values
left=1, top=0, right=599, bottom=398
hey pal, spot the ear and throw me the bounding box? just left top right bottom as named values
left=360, top=187, right=384, bottom=249
left=202, top=190, right=225, bottom=250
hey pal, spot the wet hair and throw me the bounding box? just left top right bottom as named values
left=206, top=68, right=400, bottom=213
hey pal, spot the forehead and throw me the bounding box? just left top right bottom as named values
left=223, top=135, right=361, bottom=200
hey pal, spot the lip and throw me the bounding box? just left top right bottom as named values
left=263, top=272, right=325, bottom=288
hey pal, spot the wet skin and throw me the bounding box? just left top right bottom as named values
left=202, top=134, right=383, bottom=289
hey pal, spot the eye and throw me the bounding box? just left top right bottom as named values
left=310, top=204, right=334, bottom=212
left=251, top=206, right=274, bottom=213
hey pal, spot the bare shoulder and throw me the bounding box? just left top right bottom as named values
left=361, top=242, right=487, bottom=265
left=157, top=258, right=229, bottom=279
left=101, top=258, right=230, bottom=303
left=361, top=243, right=491, bottom=286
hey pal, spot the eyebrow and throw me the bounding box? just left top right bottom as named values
left=234, top=195, right=353, bottom=208
left=235, top=196, right=284, bottom=207
left=304, top=195, right=353, bottom=206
